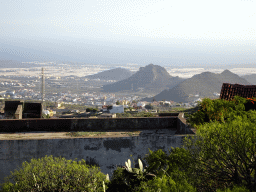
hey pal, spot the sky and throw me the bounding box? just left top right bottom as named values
left=0, top=0, right=256, bottom=68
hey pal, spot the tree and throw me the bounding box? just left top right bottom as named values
left=92, top=108, right=98, bottom=112
left=116, top=100, right=121, bottom=105
left=0, top=155, right=110, bottom=191
left=186, top=95, right=251, bottom=129
left=183, top=110, right=256, bottom=191
left=145, top=104, right=153, bottom=110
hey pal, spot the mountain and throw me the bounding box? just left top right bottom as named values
left=142, top=69, right=252, bottom=103
left=85, top=68, right=134, bottom=81
left=240, top=74, right=256, bottom=85
left=101, top=64, right=185, bottom=93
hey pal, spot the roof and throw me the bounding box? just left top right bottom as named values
left=220, top=83, right=256, bottom=101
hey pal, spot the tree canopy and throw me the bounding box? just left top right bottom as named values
left=183, top=109, right=256, bottom=191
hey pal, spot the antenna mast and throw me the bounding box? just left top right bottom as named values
left=41, top=67, right=45, bottom=110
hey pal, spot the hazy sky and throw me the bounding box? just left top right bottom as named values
left=1, top=0, right=256, bottom=66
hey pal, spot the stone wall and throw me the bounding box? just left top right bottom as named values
left=0, top=131, right=194, bottom=188
left=0, top=116, right=179, bottom=133
left=0, top=115, right=196, bottom=189
left=177, top=113, right=196, bottom=134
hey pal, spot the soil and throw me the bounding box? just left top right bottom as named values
left=0, top=131, right=142, bottom=140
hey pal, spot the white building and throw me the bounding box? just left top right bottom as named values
left=109, top=105, right=124, bottom=114
left=43, top=110, right=50, bottom=115
left=192, top=98, right=202, bottom=106
left=213, top=92, right=220, bottom=96
left=137, top=102, right=146, bottom=108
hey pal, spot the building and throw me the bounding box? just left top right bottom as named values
left=4, top=101, right=23, bottom=119
left=4, top=101, right=42, bottom=119
left=220, top=83, right=256, bottom=101
left=137, top=102, right=146, bottom=108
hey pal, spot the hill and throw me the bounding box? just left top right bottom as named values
left=101, top=64, right=185, bottom=93
left=85, top=67, right=133, bottom=81
left=142, top=69, right=251, bottom=103
left=240, top=74, right=256, bottom=85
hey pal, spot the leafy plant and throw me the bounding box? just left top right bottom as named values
left=216, top=185, right=250, bottom=192
left=183, top=110, right=256, bottom=192
left=186, top=95, right=252, bottom=129
left=86, top=107, right=98, bottom=112
left=105, top=158, right=158, bottom=192
left=145, top=104, right=153, bottom=110
left=42, top=114, right=50, bottom=119
left=137, top=174, right=196, bottom=192
left=0, top=155, right=110, bottom=192
left=106, top=147, right=197, bottom=192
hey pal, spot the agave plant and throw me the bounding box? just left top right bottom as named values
left=103, top=158, right=172, bottom=191
left=122, top=158, right=171, bottom=188
left=102, top=173, right=109, bottom=192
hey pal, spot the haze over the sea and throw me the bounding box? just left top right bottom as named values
left=0, top=0, right=256, bottom=70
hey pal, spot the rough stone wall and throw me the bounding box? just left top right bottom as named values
left=0, top=132, right=191, bottom=188
left=0, top=117, right=178, bottom=133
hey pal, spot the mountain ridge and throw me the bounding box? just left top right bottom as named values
left=142, top=69, right=252, bottom=103
left=101, top=64, right=185, bottom=93
left=84, top=67, right=134, bottom=81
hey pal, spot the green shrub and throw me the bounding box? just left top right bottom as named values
left=143, top=112, right=154, bottom=117
left=116, top=112, right=132, bottom=118
left=184, top=110, right=256, bottom=192
left=105, top=166, right=135, bottom=192
left=216, top=185, right=250, bottom=192
left=106, top=148, right=197, bottom=192
left=86, top=107, right=98, bottom=112
left=105, top=158, right=157, bottom=192
left=186, top=95, right=252, bottom=129
left=0, top=155, right=110, bottom=192
left=137, top=174, right=196, bottom=192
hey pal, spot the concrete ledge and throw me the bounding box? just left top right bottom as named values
left=0, top=114, right=195, bottom=134
left=0, top=116, right=178, bottom=133
left=176, top=113, right=196, bottom=134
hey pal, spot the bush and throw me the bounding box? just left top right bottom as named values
left=137, top=174, right=196, bottom=192
left=145, top=104, right=153, bottom=110
left=0, top=155, right=110, bottom=192
left=184, top=110, right=256, bottom=191
left=86, top=108, right=98, bottom=112
left=105, top=167, right=136, bottom=192
left=105, top=148, right=196, bottom=192
left=42, top=114, right=50, bottom=119
left=216, top=185, right=250, bottom=192
left=116, top=112, right=132, bottom=118
left=186, top=95, right=253, bottom=129
left=143, top=112, right=154, bottom=117
left=105, top=157, right=159, bottom=192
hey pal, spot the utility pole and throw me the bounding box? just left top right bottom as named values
left=41, top=67, right=45, bottom=111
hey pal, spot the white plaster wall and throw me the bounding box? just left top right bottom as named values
left=0, top=129, right=188, bottom=188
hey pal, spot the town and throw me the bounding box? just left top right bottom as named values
left=0, top=63, right=210, bottom=119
